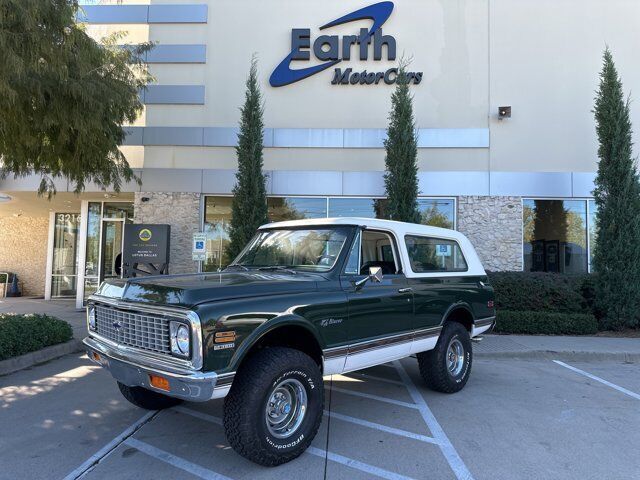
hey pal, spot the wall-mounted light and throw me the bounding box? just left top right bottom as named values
left=498, top=106, right=512, bottom=120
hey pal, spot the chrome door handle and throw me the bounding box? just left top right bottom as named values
left=398, top=287, right=413, bottom=294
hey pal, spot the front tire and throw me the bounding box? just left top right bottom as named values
left=417, top=322, right=472, bottom=393
left=223, top=347, right=324, bottom=466
left=117, top=382, right=183, bottom=410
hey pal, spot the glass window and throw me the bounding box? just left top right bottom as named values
left=235, top=228, right=350, bottom=272
left=405, top=236, right=467, bottom=273
left=268, top=197, right=327, bottom=222
left=417, top=199, right=455, bottom=229
left=83, top=202, right=102, bottom=300
left=344, top=230, right=361, bottom=274
left=51, top=213, right=80, bottom=297
left=588, top=200, right=597, bottom=272
left=203, top=197, right=233, bottom=272
left=523, top=200, right=588, bottom=273
left=328, top=198, right=386, bottom=218
left=103, top=202, right=133, bottom=219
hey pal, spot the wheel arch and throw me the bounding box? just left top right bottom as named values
left=230, top=316, right=324, bottom=373
left=441, top=303, right=474, bottom=332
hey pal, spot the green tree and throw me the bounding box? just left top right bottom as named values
left=592, top=48, right=640, bottom=330
left=0, top=0, right=151, bottom=197
left=226, top=56, right=269, bottom=263
left=383, top=62, right=420, bottom=224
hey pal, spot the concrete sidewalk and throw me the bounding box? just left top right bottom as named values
left=2, top=297, right=639, bottom=362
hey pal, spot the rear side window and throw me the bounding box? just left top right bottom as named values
left=404, top=235, right=468, bottom=273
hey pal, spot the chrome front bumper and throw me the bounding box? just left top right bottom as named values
left=84, top=337, right=234, bottom=402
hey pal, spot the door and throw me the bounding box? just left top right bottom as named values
left=341, top=229, right=414, bottom=372
left=100, top=220, right=124, bottom=281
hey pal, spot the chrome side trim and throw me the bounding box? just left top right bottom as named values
left=474, top=316, right=495, bottom=328
left=322, top=326, right=442, bottom=366
left=87, top=295, right=204, bottom=371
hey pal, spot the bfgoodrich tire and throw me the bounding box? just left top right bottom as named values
left=223, top=347, right=324, bottom=466
left=117, top=382, right=183, bottom=410
left=416, top=322, right=472, bottom=393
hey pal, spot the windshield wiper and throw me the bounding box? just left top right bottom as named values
left=225, top=263, right=249, bottom=271
left=257, top=266, right=298, bottom=274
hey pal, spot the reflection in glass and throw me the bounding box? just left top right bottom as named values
left=51, top=213, right=80, bottom=297
left=83, top=203, right=102, bottom=299
left=328, top=198, right=385, bottom=218
left=268, top=197, right=327, bottom=222
left=103, top=202, right=133, bottom=219
left=588, top=200, right=597, bottom=271
left=236, top=228, right=349, bottom=271
left=405, top=235, right=467, bottom=272
left=417, top=199, right=455, bottom=229
left=203, top=197, right=233, bottom=271
left=523, top=200, right=587, bottom=273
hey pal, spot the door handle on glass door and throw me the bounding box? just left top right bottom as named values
left=398, top=288, right=413, bottom=293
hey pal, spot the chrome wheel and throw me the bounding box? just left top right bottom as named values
left=446, top=338, right=465, bottom=376
left=265, top=378, right=307, bottom=439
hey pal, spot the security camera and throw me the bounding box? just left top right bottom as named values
left=498, top=106, right=511, bottom=120
left=141, top=197, right=150, bottom=202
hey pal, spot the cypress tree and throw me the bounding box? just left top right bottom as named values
left=226, top=56, right=269, bottom=263
left=592, top=48, right=640, bottom=330
left=383, top=62, right=421, bottom=224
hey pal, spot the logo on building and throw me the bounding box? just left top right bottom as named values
left=139, top=228, right=153, bottom=242
left=269, top=1, right=422, bottom=87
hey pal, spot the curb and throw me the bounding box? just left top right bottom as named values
left=0, top=339, right=84, bottom=376
left=475, top=350, right=640, bottom=362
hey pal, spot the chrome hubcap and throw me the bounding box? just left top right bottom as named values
left=265, top=378, right=307, bottom=439
left=446, top=338, right=465, bottom=376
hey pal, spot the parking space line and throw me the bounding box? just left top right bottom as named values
left=124, top=438, right=233, bottom=480
left=324, top=410, right=440, bottom=445
left=307, top=446, right=417, bottom=480
left=63, top=411, right=158, bottom=480
left=344, top=372, right=406, bottom=386
left=329, top=386, right=420, bottom=409
left=553, top=360, right=640, bottom=401
left=173, top=406, right=223, bottom=425
left=393, top=360, right=475, bottom=480
left=174, top=407, right=418, bottom=479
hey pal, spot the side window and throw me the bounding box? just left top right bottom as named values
left=360, top=230, right=399, bottom=275
left=404, top=235, right=468, bottom=273
left=344, top=230, right=361, bottom=274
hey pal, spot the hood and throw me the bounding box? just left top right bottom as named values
left=93, top=271, right=323, bottom=308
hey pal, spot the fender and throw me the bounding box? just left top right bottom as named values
left=440, top=301, right=475, bottom=327
left=227, top=314, right=323, bottom=372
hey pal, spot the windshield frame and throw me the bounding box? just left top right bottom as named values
left=230, top=225, right=358, bottom=274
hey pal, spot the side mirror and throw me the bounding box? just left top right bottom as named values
left=354, top=266, right=384, bottom=289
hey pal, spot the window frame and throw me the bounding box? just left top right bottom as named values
left=521, top=197, right=592, bottom=274
left=403, top=234, right=469, bottom=274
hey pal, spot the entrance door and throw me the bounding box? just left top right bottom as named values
left=100, top=220, right=124, bottom=281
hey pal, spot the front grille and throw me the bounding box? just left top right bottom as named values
left=94, top=304, right=171, bottom=354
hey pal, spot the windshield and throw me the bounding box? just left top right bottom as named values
left=233, top=228, right=351, bottom=272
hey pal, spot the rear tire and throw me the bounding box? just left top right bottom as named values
left=417, top=322, right=472, bottom=393
left=223, top=347, right=324, bottom=466
left=117, top=382, right=183, bottom=410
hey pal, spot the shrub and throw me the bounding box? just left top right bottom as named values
left=0, top=314, right=73, bottom=361
left=494, top=310, right=598, bottom=335
left=487, top=271, right=590, bottom=314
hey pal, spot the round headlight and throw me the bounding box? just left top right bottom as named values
left=175, top=324, right=190, bottom=354
left=88, top=307, right=96, bottom=331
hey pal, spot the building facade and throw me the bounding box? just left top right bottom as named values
left=1, top=0, right=639, bottom=307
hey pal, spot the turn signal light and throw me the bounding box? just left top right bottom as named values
left=487, top=300, right=495, bottom=308
left=149, top=374, right=170, bottom=391
left=92, top=352, right=101, bottom=363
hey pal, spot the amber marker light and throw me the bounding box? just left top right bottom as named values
left=92, top=352, right=101, bottom=363
left=149, top=374, right=170, bottom=391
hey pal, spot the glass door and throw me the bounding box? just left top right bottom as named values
left=100, top=220, right=124, bottom=281
left=51, top=213, right=80, bottom=297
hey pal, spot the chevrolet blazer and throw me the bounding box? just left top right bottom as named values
left=84, top=217, right=495, bottom=466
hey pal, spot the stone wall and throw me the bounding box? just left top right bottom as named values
left=0, top=216, right=50, bottom=296
left=457, top=196, right=523, bottom=272
left=133, top=192, right=201, bottom=274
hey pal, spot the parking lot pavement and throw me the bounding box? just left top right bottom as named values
left=1, top=353, right=639, bottom=480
